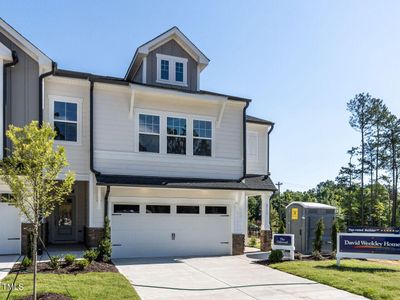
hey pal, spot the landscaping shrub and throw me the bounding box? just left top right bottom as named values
left=75, top=259, right=90, bottom=270
left=83, top=249, right=98, bottom=263
left=21, top=257, right=32, bottom=268
left=248, top=236, right=257, bottom=247
left=269, top=249, right=283, bottom=263
left=312, top=250, right=323, bottom=260
left=331, top=219, right=339, bottom=252
left=64, top=254, right=76, bottom=266
left=97, top=216, right=112, bottom=262
left=49, top=255, right=61, bottom=269
left=294, top=252, right=302, bottom=260
left=313, top=218, right=325, bottom=252
left=278, top=220, right=285, bottom=234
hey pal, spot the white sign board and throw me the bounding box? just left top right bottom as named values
left=272, top=234, right=295, bottom=260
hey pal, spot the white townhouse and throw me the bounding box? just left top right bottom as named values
left=0, top=19, right=276, bottom=258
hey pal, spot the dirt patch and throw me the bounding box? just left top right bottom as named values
left=18, top=293, right=71, bottom=300
left=12, top=261, right=118, bottom=275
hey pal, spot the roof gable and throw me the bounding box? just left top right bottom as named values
left=125, top=26, right=209, bottom=80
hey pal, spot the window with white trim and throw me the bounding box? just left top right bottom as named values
left=193, top=120, right=212, bottom=156
left=50, top=97, right=80, bottom=143
left=156, top=54, right=187, bottom=86
left=167, top=117, right=186, bottom=154
left=139, top=114, right=160, bottom=153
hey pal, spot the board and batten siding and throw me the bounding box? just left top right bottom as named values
left=44, top=76, right=90, bottom=178
left=0, top=31, right=39, bottom=150
left=246, top=122, right=269, bottom=175
left=93, top=83, right=244, bottom=179
left=144, top=39, right=198, bottom=91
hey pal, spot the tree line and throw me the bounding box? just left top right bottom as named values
left=271, top=93, right=400, bottom=229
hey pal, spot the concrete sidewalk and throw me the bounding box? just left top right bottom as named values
left=114, top=254, right=366, bottom=300
left=0, top=255, right=18, bottom=281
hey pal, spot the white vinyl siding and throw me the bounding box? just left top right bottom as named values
left=246, top=123, right=268, bottom=175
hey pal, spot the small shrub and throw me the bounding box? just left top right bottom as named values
left=313, top=218, right=325, bottom=252
left=294, top=252, right=302, bottom=260
left=49, top=255, right=61, bottom=269
left=331, top=219, right=339, bottom=252
left=278, top=221, right=285, bottom=234
left=248, top=236, right=257, bottom=247
left=75, top=259, right=90, bottom=270
left=312, top=250, right=323, bottom=260
left=64, top=254, right=76, bottom=266
left=97, top=217, right=112, bottom=262
left=21, top=257, right=32, bottom=268
left=83, top=249, right=98, bottom=263
left=269, top=250, right=283, bottom=263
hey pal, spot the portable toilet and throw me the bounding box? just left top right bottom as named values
left=286, top=202, right=336, bottom=254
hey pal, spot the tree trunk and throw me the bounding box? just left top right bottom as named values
left=32, top=226, right=38, bottom=300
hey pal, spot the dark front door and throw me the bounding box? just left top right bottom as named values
left=53, top=196, right=75, bottom=242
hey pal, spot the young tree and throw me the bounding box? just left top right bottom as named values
left=347, top=93, right=372, bottom=225
left=331, top=219, right=339, bottom=252
left=313, top=218, right=325, bottom=253
left=0, top=121, right=75, bottom=300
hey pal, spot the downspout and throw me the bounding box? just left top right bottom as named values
left=104, top=185, right=110, bottom=218
left=267, top=123, right=274, bottom=176
left=89, top=78, right=101, bottom=176
left=3, top=51, right=18, bottom=158
left=39, top=62, right=56, bottom=127
left=241, top=100, right=250, bottom=180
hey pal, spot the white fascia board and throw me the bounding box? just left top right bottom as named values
left=130, top=83, right=227, bottom=104
left=0, top=41, right=12, bottom=61
left=0, top=18, right=53, bottom=73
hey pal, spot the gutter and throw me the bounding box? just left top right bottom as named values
left=3, top=51, right=18, bottom=157
left=241, top=100, right=250, bottom=179
left=104, top=185, right=110, bottom=218
left=267, top=123, right=274, bottom=176
left=38, top=62, right=56, bottom=126
left=89, top=79, right=101, bottom=176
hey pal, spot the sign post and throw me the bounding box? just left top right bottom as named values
left=272, top=234, right=295, bottom=260
left=337, top=233, right=400, bottom=266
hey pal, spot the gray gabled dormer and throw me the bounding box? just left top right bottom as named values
left=125, top=27, right=209, bottom=91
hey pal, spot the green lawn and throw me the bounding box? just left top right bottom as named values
left=270, top=259, right=400, bottom=300
left=0, top=272, right=140, bottom=300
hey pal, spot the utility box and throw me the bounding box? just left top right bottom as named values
left=286, top=202, right=336, bottom=255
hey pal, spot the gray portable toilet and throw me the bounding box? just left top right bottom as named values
left=286, top=202, right=336, bottom=255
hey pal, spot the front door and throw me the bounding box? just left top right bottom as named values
left=53, top=196, right=75, bottom=242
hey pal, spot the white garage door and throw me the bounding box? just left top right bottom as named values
left=0, top=202, right=21, bottom=255
left=111, top=203, right=231, bottom=258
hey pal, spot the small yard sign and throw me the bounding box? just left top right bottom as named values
left=272, top=234, right=295, bottom=260
left=291, top=208, right=298, bottom=220
left=336, top=233, right=400, bottom=266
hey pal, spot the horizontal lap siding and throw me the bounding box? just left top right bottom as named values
left=246, top=123, right=268, bottom=175
left=93, top=84, right=244, bottom=179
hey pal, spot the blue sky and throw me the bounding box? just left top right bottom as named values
left=2, top=1, right=400, bottom=191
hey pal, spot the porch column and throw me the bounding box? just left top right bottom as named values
left=260, top=192, right=273, bottom=252
left=232, top=192, right=246, bottom=255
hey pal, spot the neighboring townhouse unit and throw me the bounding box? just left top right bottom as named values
left=0, top=19, right=276, bottom=258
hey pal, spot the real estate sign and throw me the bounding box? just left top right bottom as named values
left=272, top=234, right=295, bottom=260
left=337, top=233, right=400, bottom=266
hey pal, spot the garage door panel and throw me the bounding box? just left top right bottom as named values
left=0, top=203, right=21, bottom=255
left=111, top=204, right=231, bottom=258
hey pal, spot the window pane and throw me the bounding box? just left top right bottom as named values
left=161, top=59, right=169, bottom=80
left=167, top=117, right=186, bottom=136
left=177, top=206, right=199, bottom=214
left=114, top=204, right=140, bottom=213
left=54, top=101, right=66, bottom=120
left=65, top=123, right=77, bottom=141
left=193, top=120, right=212, bottom=138
left=139, top=114, right=160, bottom=134
left=139, top=134, right=159, bottom=153
left=205, top=206, right=227, bottom=214
left=146, top=205, right=170, bottom=214
left=167, top=136, right=186, bottom=154
left=54, top=121, right=66, bottom=140
left=175, top=62, right=183, bottom=82
left=66, top=103, right=77, bottom=121
left=193, top=138, right=212, bottom=156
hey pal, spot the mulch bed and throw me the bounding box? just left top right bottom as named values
left=11, top=261, right=118, bottom=275
left=18, top=293, right=71, bottom=300
left=257, top=253, right=334, bottom=265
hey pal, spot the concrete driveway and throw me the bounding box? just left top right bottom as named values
left=0, top=255, right=18, bottom=281
left=114, top=255, right=365, bottom=300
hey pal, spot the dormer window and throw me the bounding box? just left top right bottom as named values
left=156, top=54, right=187, bottom=86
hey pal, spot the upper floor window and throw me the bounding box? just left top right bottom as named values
left=49, top=96, right=81, bottom=143
left=167, top=117, right=186, bottom=155
left=156, top=54, right=187, bottom=86
left=139, top=114, right=160, bottom=153
left=193, top=120, right=212, bottom=156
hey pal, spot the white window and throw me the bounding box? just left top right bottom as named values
left=167, top=117, right=186, bottom=154
left=193, top=120, right=212, bottom=156
left=49, top=96, right=81, bottom=143
left=139, top=114, right=160, bottom=153
left=156, top=54, right=188, bottom=86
